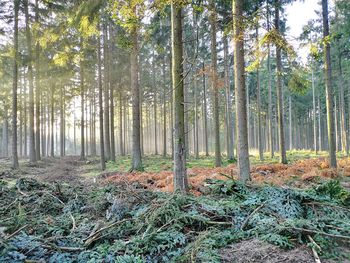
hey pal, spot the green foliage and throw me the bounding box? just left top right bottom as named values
left=288, top=68, right=310, bottom=95
left=1, top=177, right=349, bottom=262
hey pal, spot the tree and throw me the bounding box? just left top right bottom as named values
left=24, top=0, right=36, bottom=163
left=274, top=0, right=287, bottom=164
left=11, top=0, right=19, bottom=169
left=233, top=0, right=250, bottom=182
left=322, top=0, right=337, bottom=168
left=97, top=24, right=106, bottom=170
left=209, top=0, right=221, bottom=167
left=172, top=2, right=188, bottom=193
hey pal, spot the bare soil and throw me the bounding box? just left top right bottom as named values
left=220, top=239, right=315, bottom=263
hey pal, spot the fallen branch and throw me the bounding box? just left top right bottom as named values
left=290, top=227, right=350, bottom=241
left=84, top=218, right=130, bottom=247
left=42, top=244, right=83, bottom=252
left=241, top=202, right=266, bottom=230
left=5, top=225, right=28, bottom=240
left=308, top=235, right=321, bottom=263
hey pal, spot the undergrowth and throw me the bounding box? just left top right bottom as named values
left=0, top=177, right=349, bottom=262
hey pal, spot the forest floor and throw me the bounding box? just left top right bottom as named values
left=0, top=151, right=350, bottom=262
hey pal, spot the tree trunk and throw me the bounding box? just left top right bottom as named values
left=80, top=40, right=85, bottom=160
left=233, top=0, right=250, bottom=182
left=312, top=69, right=318, bottom=154
left=266, top=1, right=274, bottom=158
left=256, top=26, right=263, bottom=161
left=103, top=22, right=111, bottom=160
left=162, top=59, right=167, bottom=157
left=224, top=37, right=234, bottom=161
left=194, top=75, right=199, bottom=159
left=60, top=86, right=64, bottom=157
left=202, top=63, right=209, bottom=156
left=289, top=95, right=292, bottom=150
left=275, top=0, right=287, bottom=164
left=98, top=29, right=106, bottom=170
left=171, top=3, right=188, bottom=192
left=11, top=0, right=19, bottom=169
left=130, top=10, right=143, bottom=171
left=119, top=92, right=124, bottom=156
left=338, top=55, right=348, bottom=155
left=50, top=88, right=54, bottom=157
left=35, top=0, right=40, bottom=161
left=322, top=0, right=337, bottom=167
left=209, top=0, right=221, bottom=167
left=24, top=0, right=36, bottom=163
left=153, top=54, right=158, bottom=155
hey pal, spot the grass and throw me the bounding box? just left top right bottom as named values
left=81, top=149, right=344, bottom=178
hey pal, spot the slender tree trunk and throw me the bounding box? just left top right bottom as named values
left=98, top=29, right=106, bottom=170
left=267, top=1, right=274, bottom=158
left=162, top=60, right=167, bottom=157
left=322, top=0, right=336, bottom=167
left=318, top=94, right=322, bottom=151
left=256, top=27, right=263, bottom=161
left=312, top=69, right=318, bottom=154
left=130, top=10, right=143, bottom=171
left=119, top=92, right=124, bottom=156
left=209, top=0, right=221, bottom=167
left=35, top=0, right=40, bottom=161
left=275, top=0, right=287, bottom=164
left=50, top=88, right=54, bottom=157
left=110, top=87, right=116, bottom=161
left=103, top=23, right=111, bottom=160
left=11, top=0, right=19, bottom=169
left=233, top=0, right=250, bottom=182
left=338, top=55, right=348, bottom=155
left=224, top=36, right=234, bottom=161
left=202, top=63, right=209, bottom=156
left=194, top=75, right=199, bottom=159
left=171, top=3, right=188, bottom=192
left=80, top=40, right=85, bottom=160
left=24, top=0, right=36, bottom=163
left=289, top=95, right=292, bottom=150
left=60, top=86, right=64, bottom=157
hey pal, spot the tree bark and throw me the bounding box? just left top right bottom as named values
left=256, top=27, right=263, bottom=161
left=98, top=29, right=106, bottom=170
left=11, top=0, right=19, bottom=169
left=224, top=36, right=234, bottom=161
left=24, top=0, right=36, bottom=163
left=80, top=40, right=85, bottom=160
left=312, top=69, right=318, bottom=154
left=130, top=9, right=143, bottom=171
left=35, top=0, right=40, bottom=161
left=103, top=22, right=111, bottom=160
left=171, top=3, right=188, bottom=192
left=209, top=0, right=221, bottom=167
left=233, top=0, right=250, bottom=182
left=275, top=0, right=287, bottom=164
left=202, top=62, right=209, bottom=156
left=322, top=0, right=336, bottom=167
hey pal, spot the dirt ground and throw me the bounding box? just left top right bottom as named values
left=220, top=239, right=315, bottom=263
left=0, top=156, right=94, bottom=185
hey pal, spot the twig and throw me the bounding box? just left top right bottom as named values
left=42, top=244, right=83, bottom=252
left=241, top=202, right=266, bottom=230
left=307, top=235, right=321, bottom=252
left=308, top=235, right=322, bottom=263
left=5, top=225, right=28, bottom=240
left=84, top=218, right=130, bottom=247
left=290, top=227, right=350, bottom=241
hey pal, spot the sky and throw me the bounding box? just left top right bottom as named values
left=285, top=0, right=334, bottom=63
